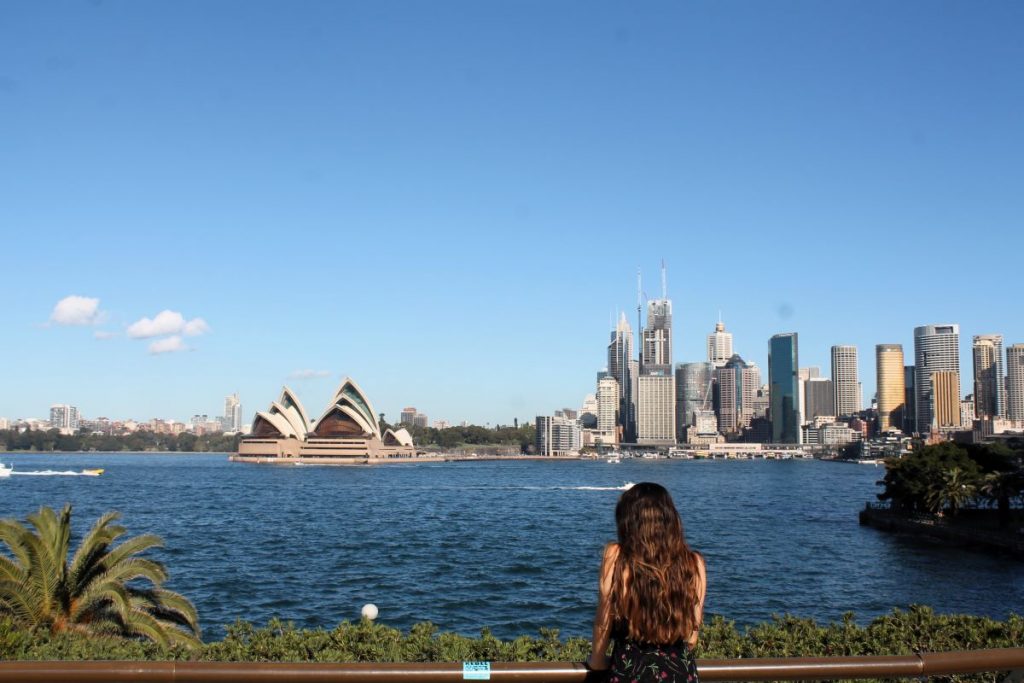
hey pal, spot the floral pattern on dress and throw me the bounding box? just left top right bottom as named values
left=607, top=639, right=698, bottom=683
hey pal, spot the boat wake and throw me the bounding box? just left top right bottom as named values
left=12, top=470, right=101, bottom=477
left=556, top=482, right=635, bottom=492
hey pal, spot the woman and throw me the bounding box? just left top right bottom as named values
left=587, top=482, right=706, bottom=683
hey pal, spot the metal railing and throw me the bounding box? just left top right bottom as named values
left=1, top=648, right=1023, bottom=682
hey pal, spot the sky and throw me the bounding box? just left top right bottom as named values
left=2, top=1, right=1022, bottom=427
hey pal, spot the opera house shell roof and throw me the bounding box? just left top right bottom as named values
left=239, top=378, right=414, bottom=460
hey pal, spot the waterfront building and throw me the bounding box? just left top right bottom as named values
left=904, top=365, right=917, bottom=434
left=831, top=345, right=860, bottom=417
left=707, top=319, right=733, bottom=368
left=608, top=313, right=635, bottom=439
left=714, top=355, right=760, bottom=435
left=932, top=370, right=962, bottom=430
left=223, top=393, right=242, bottom=432
left=1007, top=344, right=1024, bottom=421
left=400, top=407, right=417, bottom=426
left=413, top=413, right=428, bottom=429
left=914, top=324, right=960, bottom=434
left=769, top=333, right=800, bottom=443
left=49, top=404, right=80, bottom=434
left=876, top=345, right=906, bottom=432
left=804, top=378, right=835, bottom=420
left=596, top=376, right=619, bottom=444
left=536, top=414, right=581, bottom=455
left=240, top=379, right=415, bottom=460
left=972, top=335, right=1005, bottom=419
left=637, top=371, right=676, bottom=446
left=676, top=362, right=714, bottom=437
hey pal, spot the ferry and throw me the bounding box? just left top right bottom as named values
left=0, top=462, right=11, bottom=478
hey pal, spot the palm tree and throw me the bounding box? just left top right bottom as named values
left=980, top=470, right=1024, bottom=528
left=925, top=467, right=977, bottom=518
left=0, top=504, right=200, bottom=646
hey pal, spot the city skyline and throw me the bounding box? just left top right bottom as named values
left=3, top=2, right=1023, bottom=425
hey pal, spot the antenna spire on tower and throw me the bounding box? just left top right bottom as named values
left=661, top=259, right=667, bottom=300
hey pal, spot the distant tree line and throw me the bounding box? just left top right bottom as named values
left=379, top=420, right=536, bottom=453
left=0, top=428, right=242, bottom=453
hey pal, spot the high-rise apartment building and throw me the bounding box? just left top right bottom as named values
left=49, top=404, right=80, bottom=433
left=831, top=345, right=860, bottom=416
left=875, top=345, right=906, bottom=432
left=535, top=414, right=581, bottom=456
left=914, top=324, right=960, bottom=434
left=714, top=355, right=760, bottom=435
left=637, top=371, right=676, bottom=445
left=642, top=299, right=672, bottom=371
left=400, top=407, right=417, bottom=426
left=676, top=362, right=714, bottom=438
left=972, top=335, right=1005, bottom=419
left=707, top=319, right=733, bottom=368
left=769, top=333, right=800, bottom=443
left=1007, top=344, right=1024, bottom=421
left=608, top=313, right=635, bottom=438
left=223, top=393, right=242, bottom=432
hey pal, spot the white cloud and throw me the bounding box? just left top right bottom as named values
left=148, top=336, right=187, bottom=354
left=50, top=295, right=102, bottom=326
left=183, top=317, right=210, bottom=336
left=128, top=310, right=209, bottom=339
left=288, top=369, right=332, bottom=380
left=93, top=330, right=117, bottom=340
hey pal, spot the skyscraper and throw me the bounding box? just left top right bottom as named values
left=608, top=313, right=635, bottom=438
left=642, top=299, right=672, bottom=371
left=596, top=376, right=619, bottom=443
left=707, top=319, right=733, bottom=368
left=914, top=324, right=960, bottom=434
left=803, top=378, right=835, bottom=420
left=875, top=344, right=906, bottom=432
left=904, top=365, right=916, bottom=434
left=637, top=371, right=676, bottom=445
left=769, top=333, right=800, bottom=443
left=676, top=362, right=714, bottom=438
left=1007, top=344, right=1024, bottom=421
left=932, top=371, right=962, bottom=429
left=223, top=393, right=242, bottom=432
left=972, top=335, right=1005, bottom=419
left=831, top=345, right=860, bottom=416
left=714, top=355, right=760, bottom=435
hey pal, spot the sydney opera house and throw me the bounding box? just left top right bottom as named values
left=235, top=378, right=416, bottom=461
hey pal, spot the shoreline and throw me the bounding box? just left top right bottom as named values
left=228, top=454, right=581, bottom=465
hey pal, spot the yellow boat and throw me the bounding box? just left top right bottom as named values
left=82, top=469, right=104, bottom=476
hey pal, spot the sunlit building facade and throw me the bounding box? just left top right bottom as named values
left=914, top=324, right=960, bottom=434
left=972, top=335, right=1005, bottom=419
left=876, top=344, right=906, bottom=432
left=1007, top=344, right=1024, bottom=421
left=831, top=345, right=860, bottom=417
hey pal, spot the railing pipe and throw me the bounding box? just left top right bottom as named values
left=0, top=648, right=1022, bottom=683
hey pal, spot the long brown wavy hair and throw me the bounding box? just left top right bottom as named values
left=610, top=482, right=702, bottom=644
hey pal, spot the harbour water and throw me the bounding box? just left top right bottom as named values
left=0, top=453, right=1020, bottom=640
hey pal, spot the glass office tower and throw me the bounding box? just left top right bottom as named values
left=769, top=333, right=800, bottom=443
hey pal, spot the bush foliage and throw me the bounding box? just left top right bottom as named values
left=2, top=606, right=1022, bottom=683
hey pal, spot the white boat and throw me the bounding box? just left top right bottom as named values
left=0, top=462, right=12, bottom=478
left=606, top=455, right=621, bottom=464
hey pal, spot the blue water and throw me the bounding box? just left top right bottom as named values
left=0, top=454, right=1021, bottom=640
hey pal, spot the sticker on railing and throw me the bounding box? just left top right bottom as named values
left=463, top=661, right=491, bottom=680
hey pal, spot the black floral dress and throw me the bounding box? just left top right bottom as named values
left=607, top=634, right=698, bottom=683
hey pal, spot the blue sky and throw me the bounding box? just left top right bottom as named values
left=2, top=1, right=1022, bottom=426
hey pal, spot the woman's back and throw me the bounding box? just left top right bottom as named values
left=588, top=483, right=706, bottom=683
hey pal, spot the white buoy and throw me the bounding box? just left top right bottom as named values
left=361, top=603, right=378, bottom=621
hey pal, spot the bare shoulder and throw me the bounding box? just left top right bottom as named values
left=603, top=542, right=621, bottom=561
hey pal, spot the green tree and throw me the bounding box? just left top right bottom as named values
left=924, top=467, right=977, bottom=517
left=980, top=470, right=1024, bottom=528
left=0, top=505, right=200, bottom=646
